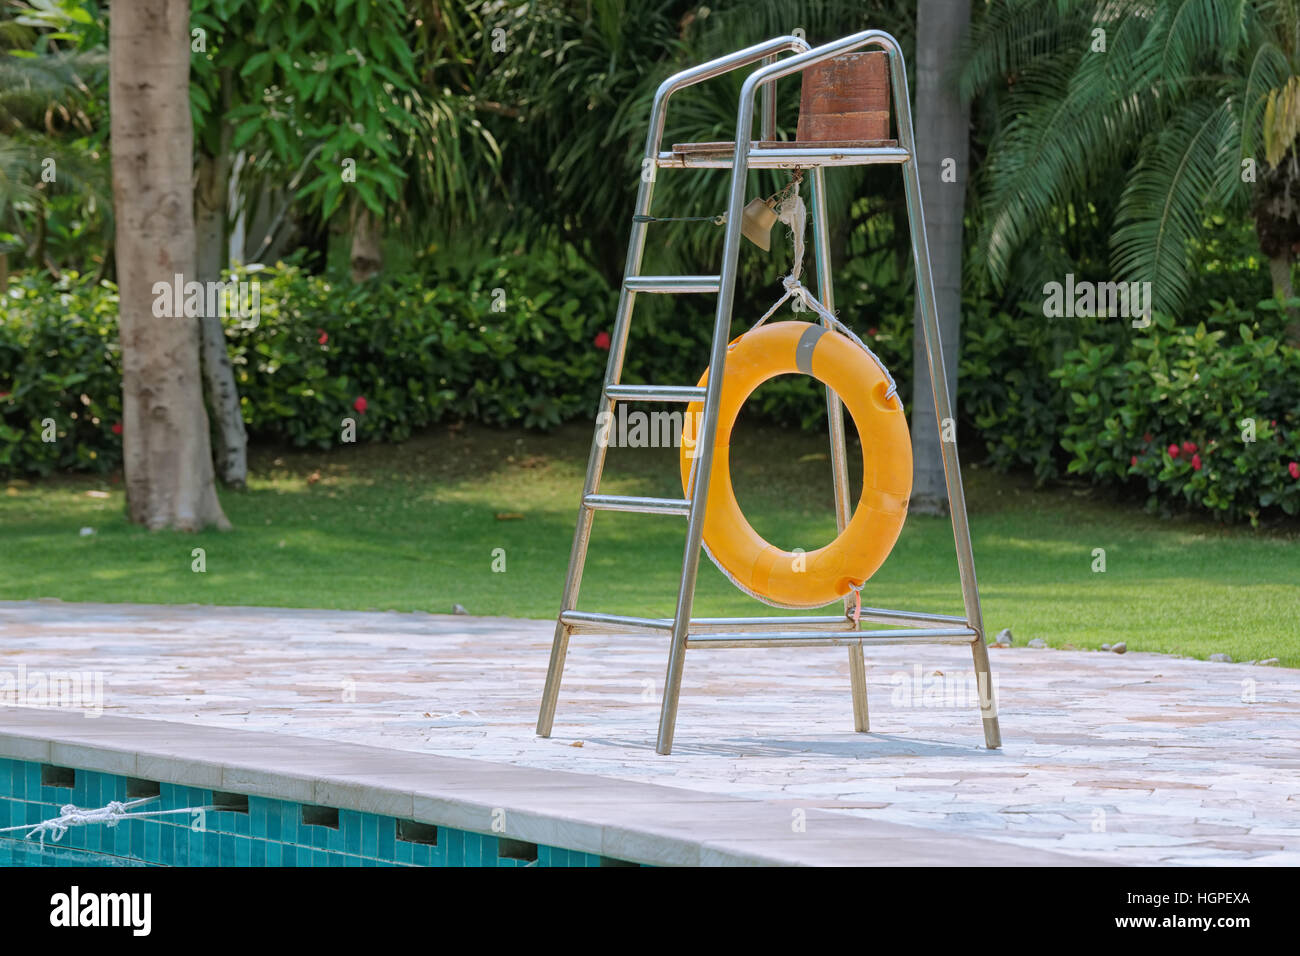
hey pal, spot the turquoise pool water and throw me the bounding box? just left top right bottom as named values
left=0, top=836, right=151, bottom=866
left=1, top=758, right=638, bottom=867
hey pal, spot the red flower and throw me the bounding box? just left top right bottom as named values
left=317, top=329, right=328, bottom=345
left=1130, top=455, right=1138, bottom=467
left=1167, top=444, right=1180, bottom=458
left=353, top=396, right=368, bottom=415
left=593, top=331, right=611, bottom=350
left=1182, top=440, right=1197, bottom=455
left=1290, top=461, right=1300, bottom=480
left=1191, top=454, right=1202, bottom=471
left=1142, top=432, right=1152, bottom=444
left=867, top=327, right=879, bottom=337
left=111, top=423, right=122, bottom=436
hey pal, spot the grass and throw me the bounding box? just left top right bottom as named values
left=2, top=422, right=1298, bottom=666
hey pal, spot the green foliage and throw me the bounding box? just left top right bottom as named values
left=0, top=249, right=618, bottom=476
left=228, top=248, right=615, bottom=446
left=960, top=0, right=1300, bottom=313
left=194, top=0, right=419, bottom=222
left=1053, top=305, right=1300, bottom=522
left=960, top=301, right=1077, bottom=484
left=0, top=270, right=120, bottom=475
left=0, top=1, right=109, bottom=276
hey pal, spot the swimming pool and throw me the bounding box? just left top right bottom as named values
left=0, top=758, right=639, bottom=867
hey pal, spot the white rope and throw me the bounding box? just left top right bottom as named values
left=0, top=796, right=219, bottom=846
left=746, top=189, right=899, bottom=401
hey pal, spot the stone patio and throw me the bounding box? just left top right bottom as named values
left=1, top=599, right=1297, bottom=865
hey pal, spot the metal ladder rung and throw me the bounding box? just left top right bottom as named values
left=624, top=275, right=720, bottom=293
left=583, top=494, right=691, bottom=516
left=605, top=384, right=706, bottom=403
left=561, top=610, right=855, bottom=635
left=655, top=146, right=910, bottom=169
left=687, top=627, right=979, bottom=648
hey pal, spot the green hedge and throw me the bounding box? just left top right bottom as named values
left=229, top=246, right=613, bottom=446
left=1054, top=305, right=1300, bottom=521
left=0, top=274, right=123, bottom=476
left=3, top=264, right=1298, bottom=522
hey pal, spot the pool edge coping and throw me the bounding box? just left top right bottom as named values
left=0, top=706, right=1104, bottom=867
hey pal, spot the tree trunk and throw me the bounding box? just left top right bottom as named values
left=196, top=148, right=248, bottom=488
left=1268, top=253, right=1300, bottom=345
left=909, top=0, right=971, bottom=515
left=110, top=0, right=229, bottom=531
left=349, top=205, right=383, bottom=282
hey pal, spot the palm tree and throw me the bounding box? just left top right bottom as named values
left=960, top=0, right=1300, bottom=341
left=110, top=0, right=228, bottom=530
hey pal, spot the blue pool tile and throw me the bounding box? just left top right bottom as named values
left=24, top=763, right=40, bottom=798
left=250, top=798, right=268, bottom=839
left=250, top=839, right=265, bottom=867
left=219, top=833, right=235, bottom=866
left=279, top=804, right=296, bottom=844
left=343, top=811, right=361, bottom=855
left=170, top=826, right=187, bottom=866
left=266, top=841, right=282, bottom=866
left=265, top=803, right=281, bottom=842
left=442, top=827, right=464, bottom=867
left=394, top=838, right=411, bottom=865
left=144, top=821, right=160, bottom=862
left=378, top=819, right=394, bottom=860
left=280, top=844, right=296, bottom=867
left=203, top=830, right=218, bottom=866
left=345, top=852, right=361, bottom=867
left=232, top=811, right=249, bottom=837
left=235, top=836, right=251, bottom=867
left=104, top=774, right=126, bottom=803
left=361, top=814, right=378, bottom=859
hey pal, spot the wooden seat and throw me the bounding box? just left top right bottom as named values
left=670, top=139, right=898, bottom=158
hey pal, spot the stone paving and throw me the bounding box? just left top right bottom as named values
left=0, top=599, right=1297, bottom=865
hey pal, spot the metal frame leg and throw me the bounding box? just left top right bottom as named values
left=655, top=91, right=769, bottom=757
left=885, top=43, right=1000, bottom=749
left=808, top=167, right=870, bottom=731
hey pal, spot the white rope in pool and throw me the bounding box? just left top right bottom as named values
left=0, top=796, right=219, bottom=845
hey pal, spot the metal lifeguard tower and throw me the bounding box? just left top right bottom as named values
left=535, top=30, right=1001, bottom=755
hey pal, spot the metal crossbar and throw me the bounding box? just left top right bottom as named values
left=535, top=30, right=1002, bottom=755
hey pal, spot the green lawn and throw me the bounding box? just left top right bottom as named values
left=2, top=423, right=1297, bottom=666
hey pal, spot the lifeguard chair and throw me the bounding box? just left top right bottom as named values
left=536, top=30, right=1001, bottom=755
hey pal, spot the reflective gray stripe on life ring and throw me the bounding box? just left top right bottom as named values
left=795, top=323, right=828, bottom=375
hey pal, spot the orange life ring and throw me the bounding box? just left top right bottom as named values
left=679, top=320, right=911, bottom=608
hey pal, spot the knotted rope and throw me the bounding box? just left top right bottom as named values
left=0, top=796, right=219, bottom=846
left=746, top=184, right=899, bottom=402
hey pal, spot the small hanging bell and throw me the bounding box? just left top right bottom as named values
left=740, top=197, right=778, bottom=251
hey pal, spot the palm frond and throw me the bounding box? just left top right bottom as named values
left=1111, top=97, right=1237, bottom=312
